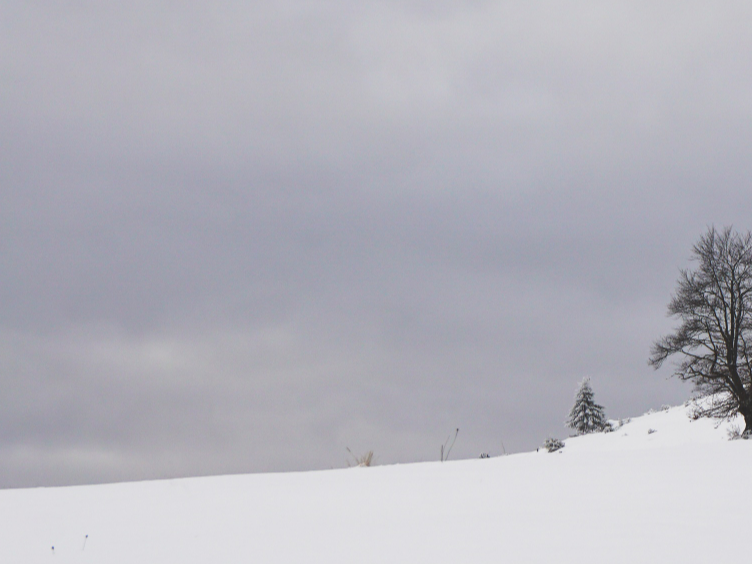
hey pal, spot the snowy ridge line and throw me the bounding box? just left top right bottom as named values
left=553, top=398, right=744, bottom=454
left=0, top=401, right=750, bottom=563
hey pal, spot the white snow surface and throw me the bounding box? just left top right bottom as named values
left=2, top=402, right=750, bottom=563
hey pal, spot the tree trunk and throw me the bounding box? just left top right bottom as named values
left=742, top=405, right=752, bottom=436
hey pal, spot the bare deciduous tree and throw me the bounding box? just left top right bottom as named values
left=650, top=227, right=752, bottom=433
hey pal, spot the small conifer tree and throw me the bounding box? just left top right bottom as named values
left=566, top=378, right=607, bottom=435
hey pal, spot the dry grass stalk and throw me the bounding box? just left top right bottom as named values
left=346, top=448, right=375, bottom=467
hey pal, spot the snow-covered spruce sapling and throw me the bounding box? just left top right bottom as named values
left=566, top=378, right=607, bottom=435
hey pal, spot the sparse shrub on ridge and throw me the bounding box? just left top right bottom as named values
left=727, top=424, right=743, bottom=440
left=544, top=437, right=564, bottom=452
left=726, top=423, right=751, bottom=441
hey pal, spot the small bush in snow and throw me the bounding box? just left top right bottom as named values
left=661, top=405, right=671, bottom=412
left=647, top=428, right=657, bottom=435
left=479, top=452, right=491, bottom=459
left=727, top=424, right=743, bottom=440
left=544, top=437, right=564, bottom=452
left=614, top=418, right=630, bottom=430
left=726, top=425, right=751, bottom=440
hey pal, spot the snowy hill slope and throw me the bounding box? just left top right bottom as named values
left=1, top=402, right=750, bottom=564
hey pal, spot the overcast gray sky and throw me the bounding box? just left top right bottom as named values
left=2, top=1, right=751, bottom=488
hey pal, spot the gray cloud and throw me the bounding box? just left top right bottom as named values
left=2, top=1, right=752, bottom=487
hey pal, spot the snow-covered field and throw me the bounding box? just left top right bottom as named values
left=2, top=403, right=750, bottom=563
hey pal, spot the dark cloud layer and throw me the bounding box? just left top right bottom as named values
left=2, top=1, right=752, bottom=487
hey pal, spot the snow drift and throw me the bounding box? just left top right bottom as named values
left=1, top=402, right=749, bottom=563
